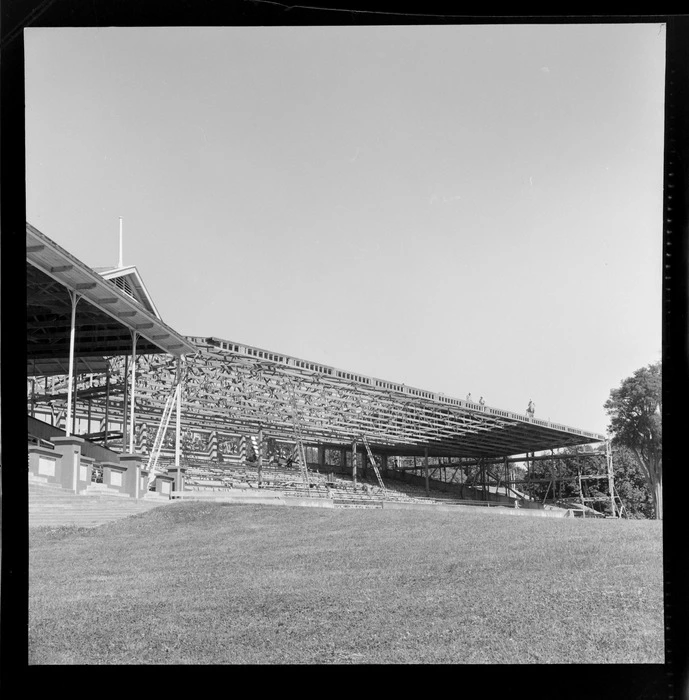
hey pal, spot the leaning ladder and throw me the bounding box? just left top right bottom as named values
left=145, top=384, right=179, bottom=489
left=361, top=435, right=387, bottom=495
left=286, top=380, right=312, bottom=489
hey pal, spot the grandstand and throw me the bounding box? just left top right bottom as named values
left=27, top=222, right=619, bottom=520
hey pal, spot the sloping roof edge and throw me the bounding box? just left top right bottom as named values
left=27, top=223, right=196, bottom=357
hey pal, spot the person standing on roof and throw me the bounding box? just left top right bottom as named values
left=527, top=399, right=535, bottom=417
left=479, top=396, right=485, bottom=408
left=466, top=393, right=472, bottom=402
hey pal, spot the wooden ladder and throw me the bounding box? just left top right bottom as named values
left=361, top=435, right=387, bottom=495
left=286, top=379, right=312, bottom=490
left=145, top=383, right=179, bottom=488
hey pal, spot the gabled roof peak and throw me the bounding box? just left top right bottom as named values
left=96, top=265, right=162, bottom=319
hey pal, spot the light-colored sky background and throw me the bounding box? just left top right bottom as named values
left=25, top=23, right=665, bottom=436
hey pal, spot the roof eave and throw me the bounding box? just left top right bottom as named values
left=26, top=223, right=196, bottom=357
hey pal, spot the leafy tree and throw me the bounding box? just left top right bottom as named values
left=611, top=445, right=654, bottom=519
left=604, top=362, right=662, bottom=519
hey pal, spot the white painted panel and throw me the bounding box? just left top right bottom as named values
left=38, top=457, right=55, bottom=476
left=161, top=481, right=171, bottom=494
left=79, top=465, right=88, bottom=481
left=111, top=471, right=122, bottom=487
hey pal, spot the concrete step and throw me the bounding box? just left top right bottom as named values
left=29, top=481, right=172, bottom=528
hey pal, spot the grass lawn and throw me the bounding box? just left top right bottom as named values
left=29, top=502, right=664, bottom=664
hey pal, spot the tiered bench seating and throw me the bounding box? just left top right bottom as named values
left=164, top=458, right=518, bottom=509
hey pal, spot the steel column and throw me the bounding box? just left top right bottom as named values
left=257, top=428, right=263, bottom=487
left=104, top=365, right=111, bottom=448
left=65, top=291, right=80, bottom=437
left=128, top=331, right=139, bottom=454
left=606, top=440, right=617, bottom=518
left=352, top=440, right=357, bottom=486
left=424, top=447, right=429, bottom=496
left=122, top=354, right=129, bottom=451
left=71, top=369, right=78, bottom=434
left=175, top=363, right=182, bottom=470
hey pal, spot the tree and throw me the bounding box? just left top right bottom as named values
left=611, top=445, right=655, bottom=519
left=604, top=362, right=662, bottom=519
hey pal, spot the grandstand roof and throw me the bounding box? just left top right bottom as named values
left=26, top=222, right=196, bottom=373
left=126, top=338, right=607, bottom=459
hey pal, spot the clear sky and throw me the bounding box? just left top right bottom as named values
left=24, top=23, right=665, bottom=436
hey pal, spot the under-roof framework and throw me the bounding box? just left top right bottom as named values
left=36, top=336, right=606, bottom=459
left=26, top=222, right=196, bottom=369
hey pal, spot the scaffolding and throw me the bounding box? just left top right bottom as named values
left=386, top=446, right=623, bottom=517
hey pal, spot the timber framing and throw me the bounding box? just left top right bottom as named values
left=31, top=335, right=605, bottom=459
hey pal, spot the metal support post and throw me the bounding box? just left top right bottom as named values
left=104, top=365, right=111, bottom=447
left=257, top=428, right=263, bottom=487
left=175, top=364, right=182, bottom=470
left=122, top=354, right=129, bottom=452
left=577, top=465, right=586, bottom=517
left=72, top=371, right=78, bottom=435
left=65, top=291, right=80, bottom=437
left=424, top=447, right=430, bottom=496
left=352, top=441, right=357, bottom=486
left=129, top=331, right=139, bottom=454
left=606, top=441, right=617, bottom=518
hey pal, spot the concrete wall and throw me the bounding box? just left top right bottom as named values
left=28, top=416, right=121, bottom=464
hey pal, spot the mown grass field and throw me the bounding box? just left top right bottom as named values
left=29, top=502, right=664, bottom=665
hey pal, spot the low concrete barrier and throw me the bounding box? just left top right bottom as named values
left=78, top=455, right=94, bottom=493
left=282, top=496, right=335, bottom=509
left=171, top=488, right=287, bottom=505
left=120, top=454, right=144, bottom=498
left=169, top=488, right=340, bottom=508
left=28, top=445, right=62, bottom=485
left=51, top=436, right=84, bottom=493
left=381, top=500, right=569, bottom=517
left=155, top=474, right=175, bottom=498
left=382, top=500, right=482, bottom=513
left=102, top=461, right=128, bottom=494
